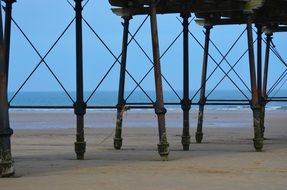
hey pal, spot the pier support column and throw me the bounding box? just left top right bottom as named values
left=196, top=25, right=212, bottom=143
left=74, top=0, right=86, bottom=160
left=149, top=0, right=169, bottom=160
left=246, top=16, right=263, bottom=151
left=256, top=25, right=266, bottom=139
left=180, top=13, right=191, bottom=151
left=4, top=0, right=14, bottom=86
left=262, top=30, right=273, bottom=138
left=114, top=16, right=131, bottom=150
left=0, top=0, right=15, bottom=177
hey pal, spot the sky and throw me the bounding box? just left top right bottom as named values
left=2, top=0, right=287, bottom=100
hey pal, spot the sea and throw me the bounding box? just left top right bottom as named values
left=8, top=90, right=287, bottom=111
left=7, top=90, right=287, bottom=129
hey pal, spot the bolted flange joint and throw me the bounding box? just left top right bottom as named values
left=116, top=100, right=126, bottom=110
left=181, top=135, right=191, bottom=151
left=157, top=143, right=169, bottom=161
left=181, top=98, right=191, bottom=111
left=113, top=137, right=123, bottom=150
left=198, top=97, right=207, bottom=106
left=154, top=101, right=167, bottom=115
left=73, top=101, right=86, bottom=115
left=259, top=96, right=267, bottom=107
left=74, top=141, right=86, bottom=160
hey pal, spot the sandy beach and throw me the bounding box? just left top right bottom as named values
left=1, top=110, right=287, bottom=189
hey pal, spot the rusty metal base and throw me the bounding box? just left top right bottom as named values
left=252, top=106, right=264, bottom=152
left=0, top=151, right=14, bottom=178
left=253, top=138, right=264, bottom=152
left=157, top=142, right=169, bottom=161
left=74, top=141, right=86, bottom=160
left=113, top=137, right=123, bottom=150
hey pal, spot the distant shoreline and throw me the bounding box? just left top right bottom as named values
left=9, top=109, right=287, bottom=130
left=9, top=105, right=287, bottom=113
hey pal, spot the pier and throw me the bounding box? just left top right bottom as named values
left=1, top=0, right=287, bottom=177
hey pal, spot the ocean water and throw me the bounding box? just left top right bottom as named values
left=8, top=90, right=287, bottom=111
left=8, top=90, right=287, bottom=129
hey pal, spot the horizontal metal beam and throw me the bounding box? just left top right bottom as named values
left=111, top=7, right=246, bottom=17
left=196, top=18, right=287, bottom=27
left=9, top=101, right=253, bottom=109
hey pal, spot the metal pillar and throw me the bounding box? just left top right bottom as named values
left=180, top=13, right=191, bottom=151
left=149, top=0, right=169, bottom=160
left=4, top=0, right=15, bottom=87
left=0, top=0, right=14, bottom=177
left=262, top=31, right=273, bottom=137
left=256, top=25, right=262, bottom=97
left=256, top=25, right=265, bottom=138
left=114, top=16, right=131, bottom=150
left=262, top=31, right=272, bottom=99
left=196, top=25, right=212, bottom=143
left=246, top=15, right=263, bottom=151
left=74, top=0, right=86, bottom=160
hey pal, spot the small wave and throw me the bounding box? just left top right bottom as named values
left=266, top=106, right=287, bottom=111
left=10, top=108, right=74, bottom=113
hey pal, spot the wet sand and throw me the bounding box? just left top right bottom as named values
left=1, top=110, right=287, bottom=189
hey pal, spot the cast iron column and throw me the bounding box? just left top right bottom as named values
left=0, top=0, right=14, bottom=177
left=256, top=25, right=265, bottom=138
left=180, top=13, right=191, bottom=151
left=114, top=15, right=131, bottom=150
left=4, top=0, right=15, bottom=87
left=262, top=31, right=272, bottom=99
left=246, top=15, right=263, bottom=151
left=262, top=31, right=272, bottom=138
left=196, top=25, right=212, bottom=143
left=149, top=0, right=169, bottom=160
left=74, top=0, right=86, bottom=160
left=256, top=25, right=262, bottom=98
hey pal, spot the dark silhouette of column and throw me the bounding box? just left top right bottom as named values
left=196, top=25, right=212, bottom=143
left=256, top=25, right=266, bottom=139
left=0, top=0, right=15, bottom=177
left=114, top=15, right=132, bottom=150
left=149, top=0, right=169, bottom=160
left=74, top=0, right=86, bottom=160
left=262, top=30, right=273, bottom=138
left=4, top=0, right=15, bottom=87
left=180, top=13, right=191, bottom=151
left=246, top=15, right=263, bottom=152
